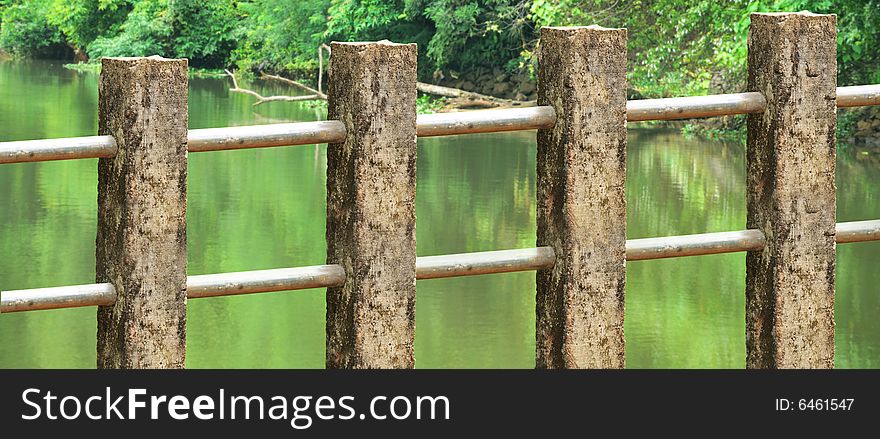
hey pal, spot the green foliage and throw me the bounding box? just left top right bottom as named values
left=170, top=0, right=238, bottom=65
left=46, top=0, right=131, bottom=55
left=769, top=0, right=880, bottom=86
left=232, top=0, right=331, bottom=75
left=416, top=93, right=445, bottom=113
left=87, top=0, right=170, bottom=59
left=529, top=0, right=752, bottom=97
left=323, top=0, right=435, bottom=76
left=325, top=0, right=407, bottom=36
left=421, top=0, right=530, bottom=71
left=0, top=0, right=878, bottom=93
left=0, top=0, right=64, bottom=57
left=87, top=0, right=238, bottom=67
left=322, top=0, right=528, bottom=72
left=530, top=0, right=880, bottom=97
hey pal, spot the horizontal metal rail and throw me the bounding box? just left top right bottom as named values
left=416, top=247, right=556, bottom=279
left=0, top=121, right=347, bottom=164
left=626, top=229, right=766, bottom=261
left=417, top=106, right=556, bottom=137
left=188, top=121, right=347, bottom=152
left=837, top=84, right=880, bottom=108
left=626, top=92, right=767, bottom=122
left=0, top=283, right=116, bottom=313
left=4, top=220, right=877, bottom=313
left=187, top=265, right=346, bottom=299
left=836, top=219, right=880, bottom=243
left=0, top=135, right=117, bottom=164
left=4, top=85, right=879, bottom=164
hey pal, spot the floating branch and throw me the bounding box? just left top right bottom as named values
left=260, top=71, right=327, bottom=100
left=415, top=81, right=535, bottom=110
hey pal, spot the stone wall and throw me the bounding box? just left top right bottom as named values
left=434, top=67, right=537, bottom=102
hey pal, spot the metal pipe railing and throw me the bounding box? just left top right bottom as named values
left=626, top=92, right=767, bottom=122
left=837, top=84, right=880, bottom=108
left=0, top=135, right=117, bottom=164
left=416, top=247, right=556, bottom=279
left=187, top=265, right=346, bottom=298
left=836, top=219, right=880, bottom=243
left=4, top=220, right=877, bottom=313
left=417, top=106, right=556, bottom=137
left=0, top=283, right=116, bottom=313
left=625, top=229, right=766, bottom=261
left=188, top=121, right=347, bottom=152
left=3, top=85, right=879, bottom=165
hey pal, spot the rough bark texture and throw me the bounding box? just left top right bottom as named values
left=746, top=13, right=837, bottom=369
left=325, top=42, right=418, bottom=369
left=96, top=57, right=188, bottom=369
left=536, top=26, right=627, bottom=369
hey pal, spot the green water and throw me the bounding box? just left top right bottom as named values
left=1, top=60, right=878, bottom=368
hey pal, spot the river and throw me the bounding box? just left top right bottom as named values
left=1, top=60, right=878, bottom=368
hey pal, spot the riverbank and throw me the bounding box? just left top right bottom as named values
left=431, top=67, right=536, bottom=102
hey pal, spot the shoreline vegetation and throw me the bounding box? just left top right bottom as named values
left=0, top=0, right=878, bottom=138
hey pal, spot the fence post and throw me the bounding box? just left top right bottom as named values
left=96, top=57, right=189, bottom=369
left=325, top=41, right=418, bottom=368
left=536, top=26, right=628, bottom=368
left=746, top=12, right=837, bottom=368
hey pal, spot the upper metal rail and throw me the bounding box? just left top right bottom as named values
left=417, top=247, right=556, bottom=279
left=188, top=121, right=347, bottom=152
left=837, top=84, right=880, bottom=108
left=0, top=283, right=116, bottom=313
left=417, top=106, right=556, bottom=137
left=836, top=219, right=880, bottom=243
left=0, top=136, right=117, bottom=164
left=626, top=92, right=766, bottom=122
left=625, top=229, right=766, bottom=260
left=187, top=265, right=346, bottom=299
left=3, top=85, right=879, bottom=165
left=4, top=220, right=877, bottom=313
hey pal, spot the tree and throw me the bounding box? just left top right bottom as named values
left=87, top=0, right=238, bottom=67
left=46, top=0, right=131, bottom=61
left=0, top=0, right=65, bottom=57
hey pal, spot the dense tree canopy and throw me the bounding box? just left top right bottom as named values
left=1, top=0, right=878, bottom=96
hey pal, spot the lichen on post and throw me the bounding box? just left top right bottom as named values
left=746, top=12, right=838, bottom=369
left=96, top=56, right=189, bottom=369
left=535, top=26, right=628, bottom=369
left=325, top=41, right=418, bottom=369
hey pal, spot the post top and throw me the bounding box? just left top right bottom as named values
left=750, top=11, right=836, bottom=20
left=101, top=55, right=185, bottom=62
left=540, top=25, right=626, bottom=42
left=331, top=40, right=416, bottom=48
left=541, top=25, right=625, bottom=33
left=100, top=56, right=188, bottom=70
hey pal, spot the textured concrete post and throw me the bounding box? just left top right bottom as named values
left=325, top=42, right=418, bottom=369
left=96, top=57, right=188, bottom=369
left=535, top=26, right=628, bottom=369
left=746, top=13, right=837, bottom=369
